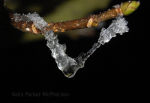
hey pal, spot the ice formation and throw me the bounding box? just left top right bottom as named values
left=75, top=17, right=129, bottom=72
left=98, top=17, right=129, bottom=44
left=13, top=13, right=48, bottom=30
left=45, top=31, right=78, bottom=77
left=13, top=12, right=129, bottom=78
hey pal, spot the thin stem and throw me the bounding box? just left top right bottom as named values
left=9, top=7, right=123, bottom=35
left=5, top=0, right=140, bottom=35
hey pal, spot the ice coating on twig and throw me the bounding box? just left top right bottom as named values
left=13, top=12, right=129, bottom=78
left=13, top=13, right=29, bottom=22
left=13, top=12, right=48, bottom=30
left=26, top=13, right=48, bottom=30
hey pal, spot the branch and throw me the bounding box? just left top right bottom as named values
left=8, top=1, right=140, bottom=35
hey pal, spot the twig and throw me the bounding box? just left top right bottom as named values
left=8, top=1, right=140, bottom=35
left=9, top=8, right=122, bottom=34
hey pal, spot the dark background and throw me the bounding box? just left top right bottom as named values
left=0, top=0, right=146, bottom=102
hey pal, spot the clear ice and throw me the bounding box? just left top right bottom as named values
left=13, top=12, right=129, bottom=78
left=13, top=13, right=48, bottom=30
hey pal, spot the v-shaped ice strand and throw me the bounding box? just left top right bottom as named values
left=45, top=16, right=129, bottom=78
left=13, top=12, right=129, bottom=78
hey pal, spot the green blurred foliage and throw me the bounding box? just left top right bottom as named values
left=6, top=0, right=110, bottom=42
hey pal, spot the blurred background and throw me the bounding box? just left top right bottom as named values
left=0, top=0, right=146, bottom=102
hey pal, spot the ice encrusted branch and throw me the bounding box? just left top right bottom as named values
left=13, top=12, right=129, bottom=78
